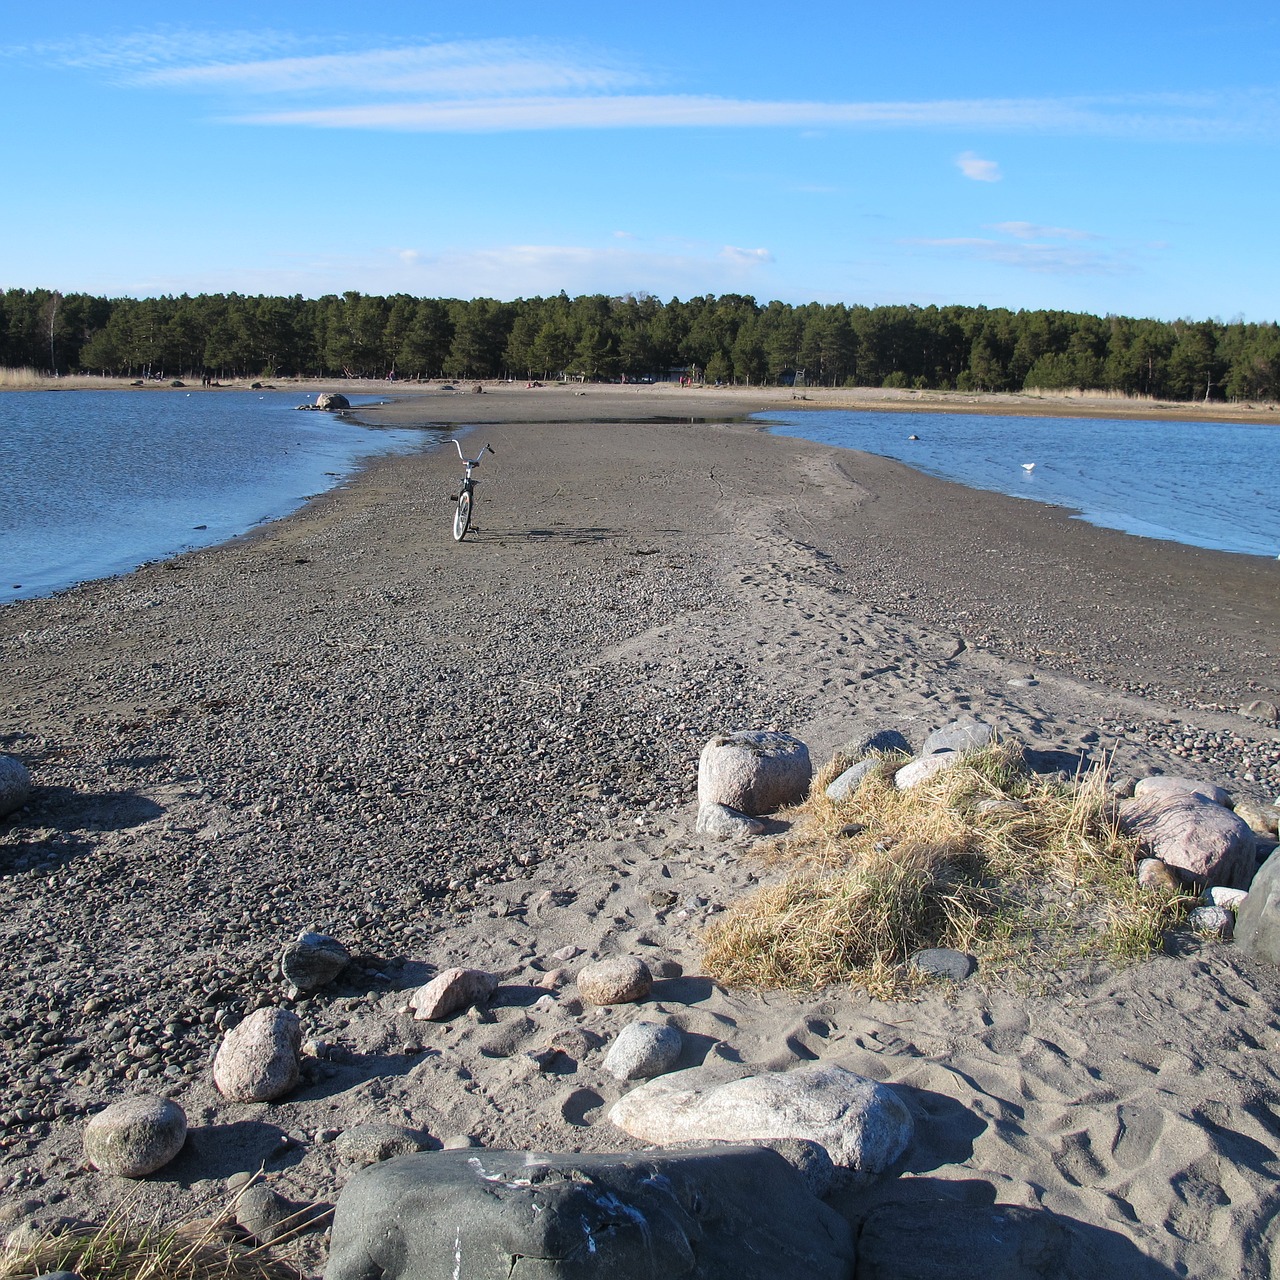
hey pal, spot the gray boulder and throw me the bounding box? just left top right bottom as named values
left=281, top=931, right=350, bottom=995
left=213, top=1007, right=302, bottom=1102
left=0, top=754, right=31, bottom=818
left=609, top=1062, right=912, bottom=1177
left=83, top=1094, right=187, bottom=1177
left=695, top=802, right=766, bottom=839
left=1234, top=851, right=1280, bottom=965
left=826, top=758, right=878, bottom=802
left=323, top=1146, right=854, bottom=1280
left=1119, top=790, right=1256, bottom=888
left=315, top=392, right=351, bottom=411
left=919, top=719, right=993, bottom=756
left=697, top=731, right=811, bottom=816
left=410, top=967, right=497, bottom=1020
left=603, top=1021, right=683, bottom=1081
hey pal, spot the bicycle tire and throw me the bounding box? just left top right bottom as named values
left=453, top=489, right=472, bottom=541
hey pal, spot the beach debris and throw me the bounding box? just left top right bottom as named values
left=603, top=1020, right=683, bottom=1081
left=608, top=1062, right=914, bottom=1177
left=698, top=730, right=812, bottom=816
left=1188, top=905, right=1235, bottom=942
left=576, top=956, right=653, bottom=1006
left=1119, top=789, right=1256, bottom=889
left=908, top=948, right=977, bottom=981
left=0, top=753, right=31, bottom=817
left=696, top=801, right=766, bottom=839
left=212, top=1007, right=302, bottom=1102
left=333, top=1122, right=428, bottom=1165
left=280, top=930, right=350, bottom=996
left=325, top=1146, right=854, bottom=1280
left=409, top=967, right=497, bottom=1021
left=82, top=1094, right=187, bottom=1177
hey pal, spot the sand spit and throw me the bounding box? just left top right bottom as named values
left=2, top=385, right=1280, bottom=1277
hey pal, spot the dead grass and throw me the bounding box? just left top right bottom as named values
left=0, top=1190, right=305, bottom=1280
left=703, top=744, right=1193, bottom=994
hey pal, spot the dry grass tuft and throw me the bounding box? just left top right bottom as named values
left=0, top=1193, right=304, bottom=1280
left=703, top=744, right=1193, bottom=994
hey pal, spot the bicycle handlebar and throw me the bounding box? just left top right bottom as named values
left=451, top=440, right=495, bottom=467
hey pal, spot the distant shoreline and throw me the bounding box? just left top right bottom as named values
left=4, top=374, right=1279, bottom=427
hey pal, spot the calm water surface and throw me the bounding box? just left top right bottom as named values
left=1, top=391, right=437, bottom=600
left=759, top=410, right=1280, bottom=559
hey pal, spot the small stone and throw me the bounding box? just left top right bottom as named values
left=919, top=719, right=993, bottom=755
left=441, top=1134, right=480, bottom=1150
left=908, top=948, right=976, bottom=981
left=1189, top=905, right=1234, bottom=941
left=280, top=932, right=350, bottom=994
left=333, top=1123, right=427, bottom=1165
left=234, top=1184, right=319, bottom=1243
left=0, top=754, right=31, bottom=818
left=549, top=946, right=581, bottom=963
left=409, top=968, right=497, bottom=1021
left=83, top=1094, right=187, bottom=1177
left=213, top=1008, right=302, bottom=1103
left=696, top=802, right=766, bottom=839
left=577, top=957, right=653, bottom=1006
left=1137, top=858, right=1183, bottom=892
left=604, top=1022, right=684, bottom=1081
left=894, top=752, right=962, bottom=789
left=825, top=758, right=878, bottom=802
left=1205, top=886, right=1249, bottom=911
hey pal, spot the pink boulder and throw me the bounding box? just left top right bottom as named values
left=1119, top=791, right=1256, bottom=889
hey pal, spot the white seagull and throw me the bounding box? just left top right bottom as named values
left=1021, top=462, right=1036, bottom=472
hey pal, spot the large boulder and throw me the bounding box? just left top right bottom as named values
left=1134, top=776, right=1231, bottom=807
left=213, top=1007, right=302, bottom=1102
left=697, top=731, right=811, bottom=816
left=608, top=1063, right=912, bottom=1177
left=83, top=1094, right=187, bottom=1177
left=1118, top=790, right=1256, bottom=889
left=1234, top=851, right=1280, bottom=966
left=410, top=967, right=497, bottom=1020
left=324, top=1146, right=854, bottom=1280
left=0, top=754, right=31, bottom=818
left=315, top=392, right=351, bottom=411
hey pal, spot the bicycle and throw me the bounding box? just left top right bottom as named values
left=449, top=439, right=494, bottom=541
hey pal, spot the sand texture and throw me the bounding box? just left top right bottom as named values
left=2, top=383, right=1280, bottom=1277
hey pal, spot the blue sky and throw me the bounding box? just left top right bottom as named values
left=2, top=2, right=1277, bottom=320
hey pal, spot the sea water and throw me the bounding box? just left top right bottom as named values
left=0, top=390, right=438, bottom=601
left=758, top=410, right=1280, bottom=559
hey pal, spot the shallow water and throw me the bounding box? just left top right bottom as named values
left=758, top=409, right=1280, bottom=558
left=0, top=391, right=438, bottom=600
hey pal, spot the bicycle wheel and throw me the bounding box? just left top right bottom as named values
left=453, top=489, right=472, bottom=541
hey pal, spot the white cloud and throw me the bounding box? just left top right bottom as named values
left=905, top=223, right=1129, bottom=276
left=956, top=150, right=1001, bottom=182
left=721, top=245, right=774, bottom=265
left=990, top=220, right=1098, bottom=241
left=12, top=32, right=1280, bottom=143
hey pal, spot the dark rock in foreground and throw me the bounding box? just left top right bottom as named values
left=325, top=1146, right=854, bottom=1280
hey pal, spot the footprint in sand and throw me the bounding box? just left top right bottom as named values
left=1111, top=1103, right=1166, bottom=1170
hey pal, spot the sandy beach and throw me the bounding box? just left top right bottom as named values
left=3, top=382, right=1280, bottom=1277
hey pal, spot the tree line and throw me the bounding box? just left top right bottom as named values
left=4, top=286, right=1279, bottom=400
